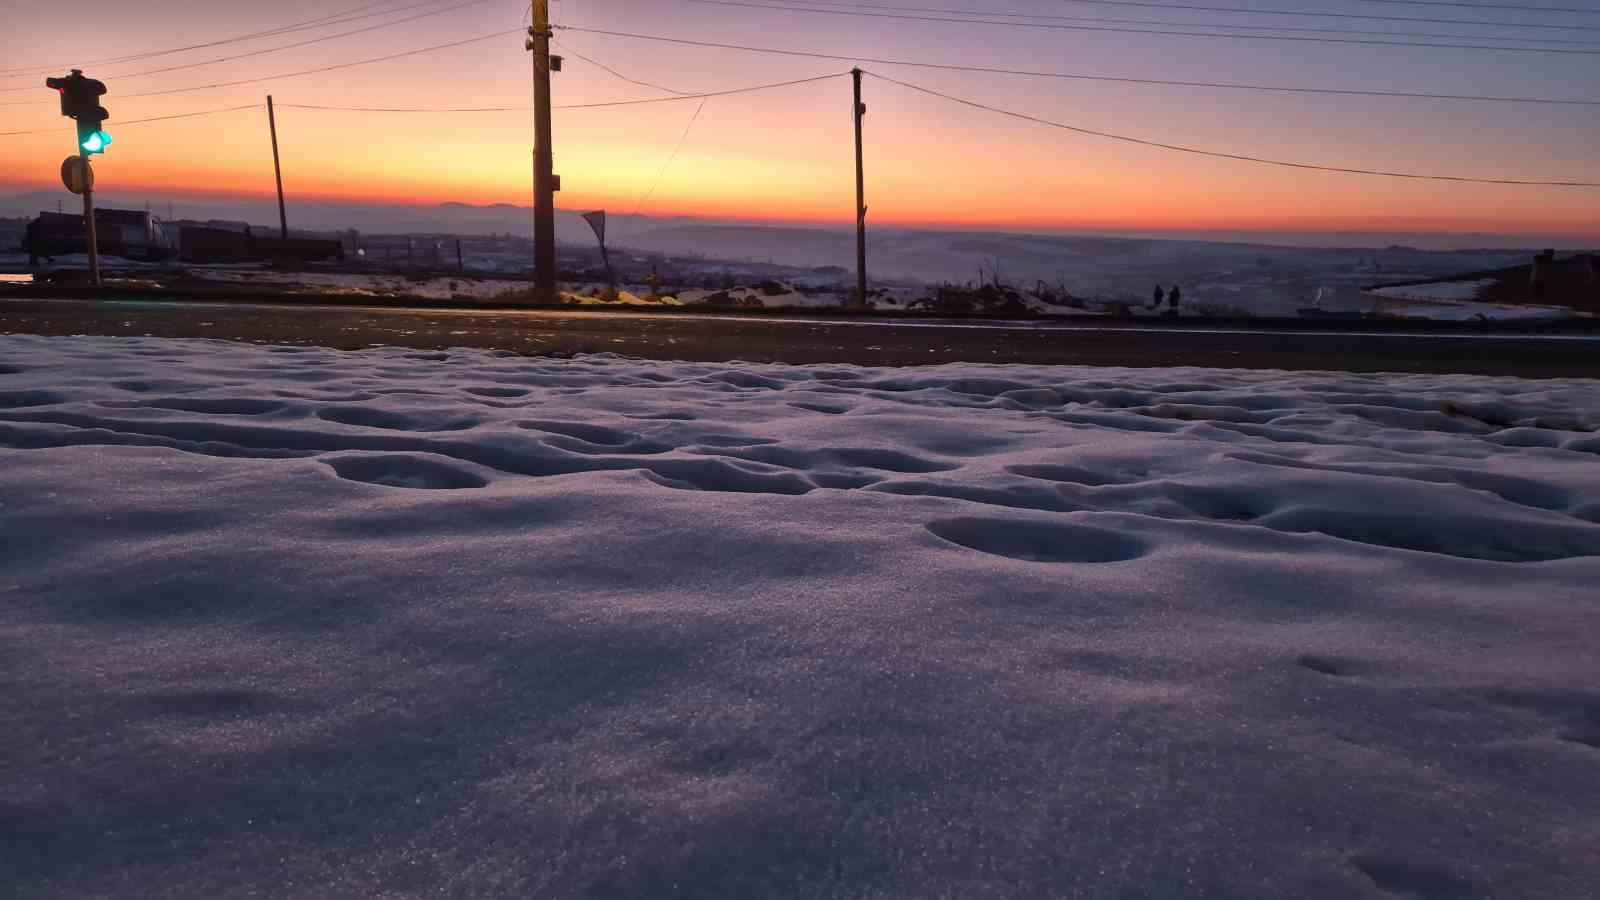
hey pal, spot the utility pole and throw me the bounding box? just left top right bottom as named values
left=852, top=68, right=868, bottom=308
left=528, top=0, right=557, bottom=297
left=267, top=95, right=288, bottom=239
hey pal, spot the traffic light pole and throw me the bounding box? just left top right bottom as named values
left=81, top=152, right=100, bottom=287
left=530, top=0, right=557, bottom=297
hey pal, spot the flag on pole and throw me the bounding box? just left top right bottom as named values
left=582, top=211, right=614, bottom=288
left=582, top=210, right=606, bottom=246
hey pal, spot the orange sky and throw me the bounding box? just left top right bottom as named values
left=3, top=0, right=1598, bottom=240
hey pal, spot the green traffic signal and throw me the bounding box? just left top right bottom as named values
left=49, top=71, right=111, bottom=155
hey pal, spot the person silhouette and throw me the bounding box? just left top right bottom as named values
left=1152, top=285, right=1165, bottom=309
left=1168, top=285, right=1182, bottom=310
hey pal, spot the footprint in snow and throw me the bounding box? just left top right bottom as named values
left=926, top=517, right=1146, bottom=564
left=323, top=455, right=489, bottom=490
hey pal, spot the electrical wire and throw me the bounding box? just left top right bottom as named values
left=0, top=0, right=449, bottom=77
left=555, top=26, right=1600, bottom=106
left=272, top=72, right=848, bottom=112
left=679, top=0, right=1600, bottom=52
left=863, top=70, right=1600, bottom=187
left=277, top=103, right=527, bottom=111
left=1048, top=0, right=1600, bottom=30
left=554, top=41, right=695, bottom=94
left=632, top=99, right=708, bottom=216
left=1358, top=0, right=1600, bottom=12
left=0, top=0, right=503, bottom=94
left=554, top=72, right=846, bottom=108
left=780, top=0, right=1600, bottom=45
left=112, top=28, right=528, bottom=99
left=0, top=104, right=261, bottom=137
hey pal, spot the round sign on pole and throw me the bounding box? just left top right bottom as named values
left=60, top=156, right=93, bottom=195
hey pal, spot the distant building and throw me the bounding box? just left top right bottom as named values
left=28, top=209, right=173, bottom=260
left=176, top=225, right=343, bottom=264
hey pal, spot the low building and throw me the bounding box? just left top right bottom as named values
left=177, top=225, right=343, bottom=264
left=27, top=209, right=174, bottom=260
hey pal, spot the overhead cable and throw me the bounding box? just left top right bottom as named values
left=0, top=0, right=454, bottom=77
left=680, top=0, right=1600, bottom=51
left=553, top=41, right=696, bottom=94
left=555, top=26, right=1600, bottom=106
left=1048, top=0, right=1600, bottom=30
left=115, top=29, right=528, bottom=99
left=0, top=104, right=262, bottom=136
left=864, top=70, right=1600, bottom=187
left=1357, top=0, right=1600, bottom=12
left=781, top=0, right=1600, bottom=44
left=274, top=72, right=849, bottom=113
left=0, top=0, right=502, bottom=94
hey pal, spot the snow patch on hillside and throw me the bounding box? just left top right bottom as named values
left=1370, top=279, right=1496, bottom=302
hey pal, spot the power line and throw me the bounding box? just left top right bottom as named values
left=556, top=72, right=847, bottom=107
left=780, top=0, right=1600, bottom=44
left=277, top=103, right=526, bottom=112
left=554, top=41, right=695, bottom=94
left=555, top=26, right=1600, bottom=106
left=0, top=0, right=445, bottom=77
left=107, top=0, right=501, bottom=81
left=632, top=99, right=709, bottom=215
left=4, top=71, right=837, bottom=126
left=1358, top=0, right=1600, bottom=12
left=1048, top=0, right=1600, bottom=31
left=111, top=29, right=528, bottom=100
left=0, top=0, right=502, bottom=95
left=275, top=72, right=849, bottom=112
left=680, top=0, right=1600, bottom=51
left=863, top=70, right=1600, bottom=187
left=0, top=104, right=261, bottom=137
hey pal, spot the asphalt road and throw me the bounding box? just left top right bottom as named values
left=2, top=295, right=1598, bottom=377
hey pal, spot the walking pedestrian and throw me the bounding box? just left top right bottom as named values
left=1152, top=285, right=1165, bottom=309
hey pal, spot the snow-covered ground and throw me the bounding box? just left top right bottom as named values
left=4, top=336, right=1600, bottom=897
left=1369, top=279, right=1497, bottom=303
left=1377, top=300, right=1581, bottom=322
left=1365, top=281, right=1582, bottom=322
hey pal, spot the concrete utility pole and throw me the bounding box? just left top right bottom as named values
left=852, top=69, right=868, bottom=308
left=528, top=0, right=557, bottom=296
left=267, top=96, right=288, bottom=240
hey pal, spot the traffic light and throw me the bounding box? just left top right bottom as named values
left=78, top=121, right=112, bottom=155
left=44, top=69, right=111, bottom=155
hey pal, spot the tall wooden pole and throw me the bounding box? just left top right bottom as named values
left=267, top=95, right=288, bottom=240
left=852, top=69, right=867, bottom=308
left=529, top=0, right=557, bottom=296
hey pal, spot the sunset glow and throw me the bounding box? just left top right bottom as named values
left=4, top=0, right=1597, bottom=240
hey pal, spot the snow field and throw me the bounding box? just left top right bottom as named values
left=2, top=335, right=1599, bottom=898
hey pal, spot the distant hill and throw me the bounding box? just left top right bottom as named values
left=614, top=224, right=1557, bottom=289
left=0, top=192, right=707, bottom=243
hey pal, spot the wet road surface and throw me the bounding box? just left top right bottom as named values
left=2, top=295, right=1597, bottom=377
